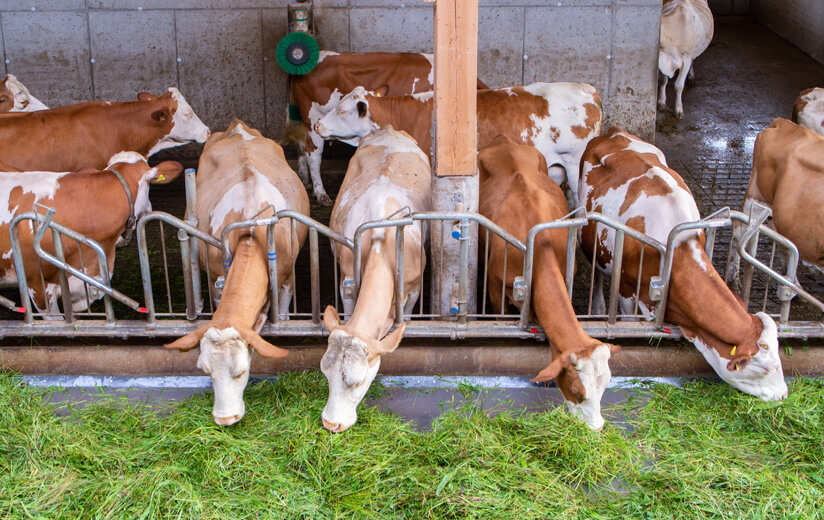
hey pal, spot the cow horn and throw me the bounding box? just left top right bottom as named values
left=164, top=324, right=210, bottom=351
left=237, top=327, right=289, bottom=358
left=530, top=351, right=572, bottom=383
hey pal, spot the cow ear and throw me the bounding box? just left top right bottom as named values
left=608, top=343, right=621, bottom=354
left=151, top=109, right=170, bottom=122
left=237, top=327, right=289, bottom=358
left=357, top=101, right=368, bottom=118
left=150, top=161, right=184, bottom=184
left=138, top=92, right=154, bottom=101
left=165, top=325, right=209, bottom=352
left=374, top=84, right=390, bottom=97
left=530, top=352, right=572, bottom=383
left=323, top=305, right=342, bottom=333
left=726, top=353, right=751, bottom=372
left=368, top=323, right=405, bottom=361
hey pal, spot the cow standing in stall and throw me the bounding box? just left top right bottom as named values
left=479, top=136, right=619, bottom=430
left=0, top=74, right=48, bottom=113
left=727, top=118, right=824, bottom=282
left=165, top=120, right=310, bottom=426
left=658, top=0, right=714, bottom=119
left=580, top=127, right=787, bottom=401
left=0, top=152, right=182, bottom=315
left=320, top=127, right=431, bottom=433
left=313, top=83, right=602, bottom=207
left=0, top=87, right=209, bottom=171
left=792, top=87, right=824, bottom=136
left=288, top=51, right=487, bottom=205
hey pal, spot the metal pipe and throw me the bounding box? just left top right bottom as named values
left=457, top=218, right=470, bottom=322
left=310, top=227, right=320, bottom=324
left=184, top=168, right=202, bottom=314
left=267, top=222, right=280, bottom=325
left=394, top=225, right=405, bottom=326
left=51, top=229, right=74, bottom=324
left=178, top=228, right=197, bottom=320
left=607, top=230, right=625, bottom=324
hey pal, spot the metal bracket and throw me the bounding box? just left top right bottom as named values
left=649, top=276, right=664, bottom=301
left=512, top=276, right=526, bottom=302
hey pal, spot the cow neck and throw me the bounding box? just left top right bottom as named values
left=107, top=97, right=174, bottom=156
left=666, top=242, right=761, bottom=354
left=346, top=240, right=395, bottom=340
left=211, top=237, right=269, bottom=329
left=530, top=238, right=597, bottom=353
left=367, top=95, right=433, bottom=155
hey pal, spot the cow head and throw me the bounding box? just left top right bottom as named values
left=320, top=306, right=404, bottom=433
left=0, top=74, right=48, bottom=112
left=531, top=343, right=620, bottom=431
left=689, top=312, right=787, bottom=401
left=314, top=86, right=381, bottom=146
left=165, top=324, right=288, bottom=425
left=141, top=87, right=211, bottom=156
left=105, top=152, right=183, bottom=218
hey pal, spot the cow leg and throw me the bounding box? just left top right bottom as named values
left=307, top=132, right=332, bottom=207
left=591, top=269, right=606, bottom=316
left=297, top=154, right=310, bottom=186
left=658, top=73, right=669, bottom=111
left=686, top=66, right=695, bottom=87
left=403, top=287, right=420, bottom=316
left=560, top=155, right=582, bottom=209
left=673, top=56, right=692, bottom=119
left=278, top=281, right=293, bottom=320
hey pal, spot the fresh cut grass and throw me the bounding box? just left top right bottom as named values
left=0, top=371, right=822, bottom=519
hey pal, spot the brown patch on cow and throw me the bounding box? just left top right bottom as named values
left=571, top=103, right=602, bottom=139
left=0, top=78, right=13, bottom=113
left=619, top=174, right=675, bottom=214
left=549, top=126, right=560, bottom=143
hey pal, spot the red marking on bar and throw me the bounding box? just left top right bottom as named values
left=530, top=327, right=539, bottom=334
left=138, top=307, right=148, bottom=314
left=15, top=307, right=26, bottom=313
left=662, top=327, right=672, bottom=334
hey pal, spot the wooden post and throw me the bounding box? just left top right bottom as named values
left=425, top=0, right=480, bottom=318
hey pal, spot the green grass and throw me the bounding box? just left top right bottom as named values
left=1, top=372, right=823, bottom=519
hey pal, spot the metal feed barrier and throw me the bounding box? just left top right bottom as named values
left=2, top=176, right=823, bottom=339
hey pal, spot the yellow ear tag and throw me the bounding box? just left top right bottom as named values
left=730, top=345, right=737, bottom=356
left=157, top=174, right=166, bottom=182
left=376, top=93, right=381, bottom=97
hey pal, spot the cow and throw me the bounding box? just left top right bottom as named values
left=0, top=74, right=48, bottom=113
left=320, top=126, right=431, bottom=433
left=478, top=135, right=619, bottom=430
left=165, top=120, right=310, bottom=426
left=658, top=0, right=714, bottom=119
left=792, top=87, right=824, bottom=136
left=580, top=127, right=787, bottom=401
left=287, top=50, right=488, bottom=206
left=313, top=82, right=602, bottom=208
left=0, top=152, right=182, bottom=315
left=727, top=119, right=824, bottom=284
left=0, top=87, right=209, bottom=172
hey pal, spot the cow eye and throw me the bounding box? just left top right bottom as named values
left=0, top=96, right=6, bottom=103
left=233, top=370, right=246, bottom=380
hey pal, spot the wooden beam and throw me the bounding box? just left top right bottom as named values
left=430, top=0, right=478, bottom=177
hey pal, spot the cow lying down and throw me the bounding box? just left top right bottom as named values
left=0, top=152, right=182, bottom=316
left=321, top=126, right=431, bottom=433
left=166, top=120, right=310, bottom=426
left=581, top=128, right=787, bottom=401
left=314, top=82, right=602, bottom=207
left=0, top=74, right=48, bottom=113
left=479, top=135, right=619, bottom=430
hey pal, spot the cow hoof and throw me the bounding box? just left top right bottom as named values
left=316, top=193, right=333, bottom=206
left=675, top=111, right=684, bottom=119
left=657, top=101, right=667, bottom=111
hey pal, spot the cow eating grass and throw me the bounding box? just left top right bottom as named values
left=165, top=120, right=309, bottom=425
left=320, top=127, right=431, bottom=433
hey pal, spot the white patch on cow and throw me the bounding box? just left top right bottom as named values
left=605, top=132, right=668, bottom=166
left=229, top=123, right=258, bottom=141
left=689, top=313, right=787, bottom=401
left=196, top=326, right=252, bottom=425
left=318, top=50, right=340, bottom=63
left=565, top=345, right=611, bottom=431
left=4, top=74, right=48, bottom=112
left=0, top=170, right=69, bottom=225
left=422, top=53, right=435, bottom=86
left=320, top=329, right=381, bottom=432
left=411, top=77, right=420, bottom=94
left=147, top=87, right=210, bottom=156
left=360, top=128, right=430, bottom=165
left=209, top=168, right=291, bottom=235
left=689, top=239, right=708, bottom=271
left=797, top=87, right=824, bottom=136
left=2, top=249, right=11, bottom=260
left=107, top=151, right=146, bottom=168
left=498, top=87, right=518, bottom=97
left=340, top=177, right=417, bottom=241
left=412, top=91, right=433, bottom=102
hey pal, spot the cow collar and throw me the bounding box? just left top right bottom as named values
left=108, top=168, right=136, bottom=246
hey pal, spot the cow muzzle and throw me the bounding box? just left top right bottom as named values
left=214, top=413, right=243, bottom=426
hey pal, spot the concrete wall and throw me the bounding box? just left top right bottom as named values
left=0, top=0, right=661, bottom=141
left=751, top=0, right=824, bottom=65
left=708, top=0, right=750, bottom=16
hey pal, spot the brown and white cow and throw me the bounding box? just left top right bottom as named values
left=792, top=87, right=824, bottom=136
left=727, top=119, right=824, bottom=281
left=580, top=127, right=786, bottom=401
left=320, top=127, right=431, bottom=433
left=0, top=87, right=209, bottom=172
left=313, top=82, right=602, bottom=207
left=0, top=152, right=182, bottom=315
left=479, top=135, right=619, bottom=430
left=165, top=120, right=310, bottom=426
left=658, top=0, right=714, bottom=119
left=0, top=74, right=48, bottom=113
left=288, top=51, right=487, bottom=206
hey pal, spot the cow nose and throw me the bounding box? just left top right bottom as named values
left=313, top=122, right=323, bottom=134
left=206, top=128, right=212, bottom=137
left=322, top=418, right=347, bottom=433
left=214, top=414, right=242, bottom=426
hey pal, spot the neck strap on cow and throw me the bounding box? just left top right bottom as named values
left=108, top=167, right=136, bottom=246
